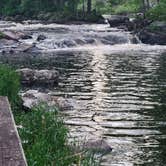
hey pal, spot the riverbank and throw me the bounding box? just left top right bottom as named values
left=106, top=15, right=166, bottom=45
left=0, top=64, right=111, bottom=165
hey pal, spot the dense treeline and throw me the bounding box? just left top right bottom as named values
left=0, top=0, right=165, bottom=21
left=0, top=0, right=93, bottom=16
left=100, top=0, right=165, bottom=21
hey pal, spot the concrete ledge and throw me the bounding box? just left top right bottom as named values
left=0, top=96, right=27, bottom=166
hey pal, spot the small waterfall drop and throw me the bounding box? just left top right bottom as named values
left=0, top=21, right=142, bottom=50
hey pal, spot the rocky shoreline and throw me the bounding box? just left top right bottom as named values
left=107, top=15, right=166, bottom=45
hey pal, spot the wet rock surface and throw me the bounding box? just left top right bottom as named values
left=20, top=90, right=74, bottom=111
left=107, top=15, right=129, bottom=27
left=0, top=30, right=35, bottom=53
left=83, top=139, right=112, bottom=153
left=37, top=34, right=46, bottom=41
left=138, top=21, right=166, bottom=45
left=17, top=68, right=59, bottom=86
left=20, top=90, right=56, bottom=110
left=138, top=29, right=166, bottom=45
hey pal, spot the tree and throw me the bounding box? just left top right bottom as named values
left=87, top=0, right=92, bottom=13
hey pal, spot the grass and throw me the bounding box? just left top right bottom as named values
left=0, top=65, right=100, bottom=166
left=0, top=65, right=20, bottom=105
left=109, top=0, right=141, bottom=15
left=15, top=104, right=100, bottom=166
left=146, top=2, right=166, bottom=21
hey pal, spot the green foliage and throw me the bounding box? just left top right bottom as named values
left=0, top=0, right=20, bottom=15
left=112, top=0, right=141, bottom=14
left=0, top=0, right=101, bottom=22
left=16, top=104, right=100, bottom=166
left=146, top=1, right=166, bottom=21
left=0, top=65, right=20, bottom=105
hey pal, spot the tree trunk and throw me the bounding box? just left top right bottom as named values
left=87, top=0, right=92, bottom=13
left=146, top=0, right=150, bottom=9
left=82, top=0, right=85, bottom=17
left=142, top=0, right=146, bottom=19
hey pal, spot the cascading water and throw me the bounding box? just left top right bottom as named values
left=0, top=22, right=141, bottom=49
left=0, top=21, right=166, bottom=165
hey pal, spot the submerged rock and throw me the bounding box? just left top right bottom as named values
left=21, top=34, right=33, bottom=40
left=37, top=34, right=46, bottom=41
left=16, top=68, right=59, bottom=86
left=83, top=139, right=112, bottom=153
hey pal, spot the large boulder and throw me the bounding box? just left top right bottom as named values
left=107, top=15, right=129, bottom=27
left=1, top=30, right=33, bottom=41
left=21, top=90, right=54, bottom=110
left=138, top=30, right=166, bottom=45
left=1, top=30, right=25, bottom=41
left=16, top=68, right=59, bottom=86
left=138, top=22, right=166, bottom=45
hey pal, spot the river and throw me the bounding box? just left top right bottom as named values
left=0, top=21, right=166, bottom=165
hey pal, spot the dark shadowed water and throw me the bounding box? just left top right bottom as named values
left=0, top=21, right=166, bottom=165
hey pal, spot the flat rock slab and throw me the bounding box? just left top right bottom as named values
left=0, top=97, right=27, bottom=166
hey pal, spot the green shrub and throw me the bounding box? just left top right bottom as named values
left=0, top=65, right=20, bottom=105
left=113, top=2, right=140, bottom=15
left=16, top=104, right=100, bottom=166
left=146, top=2, right=166, bottom=21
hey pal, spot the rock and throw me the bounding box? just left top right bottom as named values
left=2, top=30, right=24, bottom=41
left=21, top=35, right=33, bottom=40
left=21, top=44, right=36, bottom=52
left=1, top=30, right=33, bottom=41
left=20, top=90, right=74, bottom=110
left=20, top=90, right=56, bottom=110
left=107, top=15, right=129, bottom=27
left=85, top=38, right=96, bottom=44
left=17, top=68, right=34, bottom=85
left=56, top=97, right=75, bottom=110
left=83, top=139, right=112, bottom=153
left=62, top=40, right=76, bottom=47
left=16, top=68, right=59, bottom=86
left=0, top=38, right=16, bottom=46
left=3, top=16, right=14, bottom=21
left=37, top=34, right=46, bottom=41
left=138, top=30, right=166, bottom=45
left=126, top=18, right=153, bottom=32
left=0, top=38, right=18, bottom=53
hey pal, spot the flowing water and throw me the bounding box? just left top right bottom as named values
left=0, top=21, right=166, bottom=165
